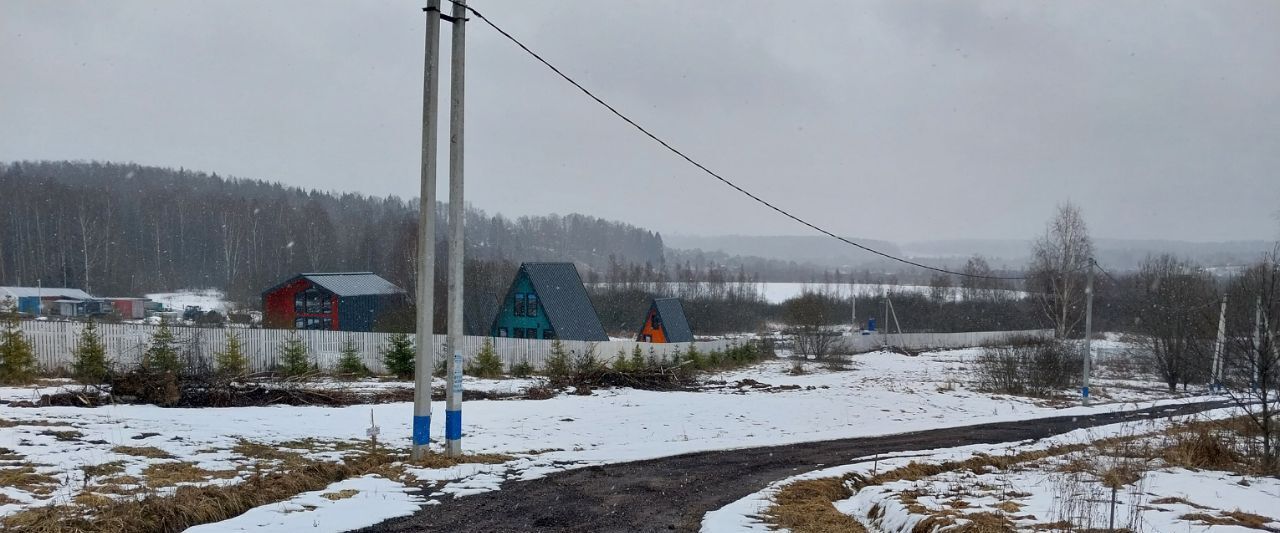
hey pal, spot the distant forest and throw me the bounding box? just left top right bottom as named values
left=0, top=161, right=796, bottom=334
left=0, top=161, right=1055, bottom=336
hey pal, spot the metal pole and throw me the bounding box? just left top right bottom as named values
left=412, top=0, right=443, bottom=460
left=1082, top=258, right=1094, bottom=406
left=1255, top=295, right=1263, bottom=392
left=850, top=285, right=856, bottom=332
left=443, top=0, right=467, bottom=458
left=1212, top=296, right=1227, bottom=392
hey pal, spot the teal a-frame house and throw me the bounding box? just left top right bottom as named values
left=490, top=262, right=609, bottom=341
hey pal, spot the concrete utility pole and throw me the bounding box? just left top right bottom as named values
left=1212, top=296, right=1227, bottom=393
left=1081, top=257, right=1094, bottom=406
left=412, top=0, right=443, bottom=461
left=443, top=0, right=467, bottom=458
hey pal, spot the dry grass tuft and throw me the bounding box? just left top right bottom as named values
left=1161, top=428, right=1241, bottom=472
left=766, top=478, right=866, bottom=533
left=993, top=500, right=1023, bottom=513
left=37, top=430, right=83, bottom=442
left=320, top=488, right=359, bottom=501
left=142, top=462, right=237, bottom=487
left=81, top=461, right=127, bottom=480
left=0, top=465, right=60, bottom=494
left=111, top=446, right=174, bottom=459
left=1179, top=510, right=1277, bottom=530
left=952, top=512, right=1016, bottom=532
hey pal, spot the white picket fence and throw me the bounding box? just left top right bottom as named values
left=16, top=320, right=741, bottom=374
left=834, top=329, right=1054, bottom=353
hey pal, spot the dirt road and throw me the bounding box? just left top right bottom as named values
left=357, top=401, right=1227, bottom=533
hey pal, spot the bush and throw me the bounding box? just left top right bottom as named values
left=215, top=331, right=248, bottom=377
left=279, top=333, right=310, bottom=376
left=544, top=340, right=572, bottom=380
left=335, top=337, right=367, bottom=377
left=510, top=359, right=534, bottom=378
left=466, top=338, right=504, bottom=378
left=382, top=332, right=414, bottom=379
left=73, top=321, right=110, bottom=384
left=0, top=315, right=36, bottom=384
left=142, top=321, right=181, bottom=375
left=976, top=340, right=1081, bottom=397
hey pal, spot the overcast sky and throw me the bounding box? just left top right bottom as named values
left=3, top=1, right=1277, bottom=242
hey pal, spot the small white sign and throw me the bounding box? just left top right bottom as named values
left=366, top=425, right=380, bottom=438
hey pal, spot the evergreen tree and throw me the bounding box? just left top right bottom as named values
left=279, top=333, right=310, bottom=376
left=336, top=337, right=367, bottom=377
left=629, top=345, right=645, bottom=372
left=544, top=340, right=571, bottom=379
left=466, top=338, right=503, bottom=378
left=0, top=315, right=36, bottom=384
left=382, top=332, right=414, bottom=379
left=143, top=321, right=181, bottom=374
left=72, top=321, right=109, bottom=384
left=215, top=331, right=249, bottom=377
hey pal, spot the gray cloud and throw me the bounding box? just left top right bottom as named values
left=2, top=0, right=1277, bottom=242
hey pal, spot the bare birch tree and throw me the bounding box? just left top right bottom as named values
left=1028, top=203, right=1094, bottom=339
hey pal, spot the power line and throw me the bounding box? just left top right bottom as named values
left=446, top=1, right=1025, bottom=281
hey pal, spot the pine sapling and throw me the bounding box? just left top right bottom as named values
left=0, top=314, right=36, bottom=384
left=336, top=337, right=367, bottom=377
left=381, top=332, right=414, bottom=379
left=466, top=337, right=504, bottom=379
left=143, top=321, right=181, bottom=375
left=279, top=333, right=310, bottom=376
left=72, top=321, right=109, bottom=384
left=215, top=331, right=249, bottom=377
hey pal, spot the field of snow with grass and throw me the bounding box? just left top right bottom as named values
left=0, top=347, right=1213, bottom=531
left=705, top=407, right=1277, bottom=533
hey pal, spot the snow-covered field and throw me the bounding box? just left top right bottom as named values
left=704, top=407, right=1276, bottom=532
left=0, top=348, right=1212, bottom=531
left=145, top=289, right=231, bottom=313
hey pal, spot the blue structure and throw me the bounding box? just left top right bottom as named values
left=490, top=262, right=608, bottom=341
left=0, top=286, right=94, bottom=316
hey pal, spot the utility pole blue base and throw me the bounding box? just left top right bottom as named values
left=413, top=415, right=431, bottom=446
left=445, top=410, right=462, bottom=440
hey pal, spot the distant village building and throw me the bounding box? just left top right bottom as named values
left=490, top=262, right=608, bottom=341
left=261, top=272, right=407, bottom=332
left=636, top=297, right=694, bottom=343
left=104, top=297, right=151, bottom=320
left=0, top=286, right=95, bottom=316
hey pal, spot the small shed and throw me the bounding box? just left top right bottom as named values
left=490, top=262, right=608, bottom=341
left=105, top=297, right=151, bottom=319
left=636, top=298, right=694, bottom=343
left=261, top=272, right=407, bottom=332
left=0, top=287, right=94, bottom=315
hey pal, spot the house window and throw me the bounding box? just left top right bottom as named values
left=514, top=293, right=526, bottom=316
left=497, top=327, right=508, bottom=337
left=652, top=314, right=662, bottom=329
left=542, top=329, right=555, bottom=340
left=295, top=287, right=331, bottom=314
left=527, top=294, right=539, bottom=317
left=513, top=327, right=524, bottom=339
left=295, top=317, right=331, bottom=330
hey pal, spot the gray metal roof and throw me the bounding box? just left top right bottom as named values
left=652, top=298, right=694, bottom=342
left=299, top=273, right=405, bottom=297
left=521, top=263, right=608, bottom=341
left=0, top=286, right=93, bottom=300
